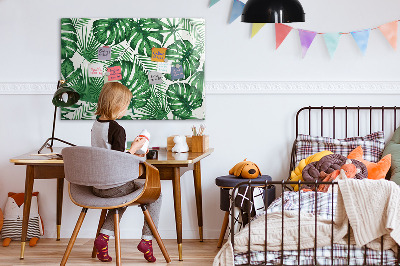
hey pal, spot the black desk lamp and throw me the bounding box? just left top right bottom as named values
left=38, top=80, right=80, bottom=154
left=241, top=0, right=305, bottom=23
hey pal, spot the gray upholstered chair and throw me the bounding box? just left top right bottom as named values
left=60, top=146, right=171, bottom=265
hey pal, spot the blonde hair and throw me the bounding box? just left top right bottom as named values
left=96, top=82, right=132, bottom=120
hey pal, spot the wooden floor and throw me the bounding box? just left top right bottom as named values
left=0, top=239, right=221, bottom=265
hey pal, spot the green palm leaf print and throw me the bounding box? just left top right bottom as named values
left=71, top=18, right=91, bottom=31
left=61, top=58, right=82, bottom=87
left=93, top=19, right=133, bottom=45
left=128, top=19, right=164, bottom=57
left=109, top=60, right=151, bottom=109
left=189, top=71, right=205, bottom=93
left=167, top=83, right=203, bottom=119
left=166, top=40, right=201, bottom=80
left=62, top=59, right=103, bottom=105
left=76, top=26, right=101, bottom=62
left=61, top=19, right=78, bottom=59
left=61, top=18, right=205, bottom=120
left=61, top=101, right=97, bottom=120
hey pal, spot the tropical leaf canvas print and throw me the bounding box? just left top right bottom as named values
left=60, top=18, right=205, bottom=120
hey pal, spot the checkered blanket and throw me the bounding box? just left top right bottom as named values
left=234, top=244, right=397, bottom=265
left=234, top=191, right=397, bottom=265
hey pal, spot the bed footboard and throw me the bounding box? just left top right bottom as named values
left=230, top=180, right=400, bottom=266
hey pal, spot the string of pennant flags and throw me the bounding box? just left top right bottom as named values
left=210, top=0, right=399, bottom=58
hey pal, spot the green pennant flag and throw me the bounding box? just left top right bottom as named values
left=323, top=33, right=341, bottom=58
left=209, top=0, right=221, bottom=7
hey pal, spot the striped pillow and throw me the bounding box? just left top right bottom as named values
left=294, top=131, right=385, bottom=166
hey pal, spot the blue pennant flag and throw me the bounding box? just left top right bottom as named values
left=323, top=33, right=341, bottom=58
left=229, top=0, right=245, bottom=23
left=209, top=0, right=221, bottom=7
left=351, top=29, right=371, bottom=55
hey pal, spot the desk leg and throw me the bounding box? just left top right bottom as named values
left=193, top=161, right=203, bottom=242
left=20, top=165, right=35, bottom=259
left=56, top=178, right=64, bottom=241
left=172, top=167, right=183, bottom=261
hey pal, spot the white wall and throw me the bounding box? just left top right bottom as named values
left=1, top=0, right=400, bottom=239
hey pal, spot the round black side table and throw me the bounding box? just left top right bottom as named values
left=215, top=175, right=275, bottom=248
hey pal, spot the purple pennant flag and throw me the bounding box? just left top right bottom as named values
left=229, top=0, right=245, bottom=24
left=298, top=29, right=317, bottom=58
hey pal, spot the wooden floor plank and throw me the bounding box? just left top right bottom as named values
left=0, top=239, right=222, bottom=265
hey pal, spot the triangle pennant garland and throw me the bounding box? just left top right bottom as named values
left=209, top=0, right=221, bottom=7
left=378, top=21, right=398, bottom=50
left=251, top=23, right=266, bottom=38
left=275, top=23, right=293, bottom=49
left=229, top=0, right=245, bottom=24
left=351, top=29, right=370, bottom=55
left=298, top=29, right=317, bottom=58
left=323, top=33, right=341, bottom=58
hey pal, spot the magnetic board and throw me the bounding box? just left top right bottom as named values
left=60, top=18, right=205, bottom=120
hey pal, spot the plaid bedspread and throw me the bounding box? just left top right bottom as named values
left=234, top=191, right=397, bottom=265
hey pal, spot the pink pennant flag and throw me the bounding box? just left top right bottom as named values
left=378, top=21, right=398, bottom=50
left=275, top=23, right=293, bottom=49
left=298, top=29, right=317, bottom=58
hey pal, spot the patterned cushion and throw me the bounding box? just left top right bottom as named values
left=295, top=131, right=385, bottom=166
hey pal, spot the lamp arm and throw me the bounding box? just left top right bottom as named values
left=50, top=105, right=57, bottom=148
left=37, top=105, right=75, bottom=154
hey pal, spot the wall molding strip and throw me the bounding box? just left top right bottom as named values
left=0, top=81, right=400, bottom=95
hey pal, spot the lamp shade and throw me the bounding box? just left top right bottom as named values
left=241, top=0, right=305, bottom=23
left=52, top=83, right=80, bottom=107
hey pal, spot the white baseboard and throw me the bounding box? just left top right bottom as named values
left=1, top=81, right=400, bottom=95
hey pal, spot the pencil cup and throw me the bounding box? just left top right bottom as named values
left=191, top=135, right=209, bottom=153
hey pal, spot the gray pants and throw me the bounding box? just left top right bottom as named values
left=92, top=180, right=162, bottom=240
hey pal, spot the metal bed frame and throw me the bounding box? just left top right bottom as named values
left=230, top=106, right=400, bottom=266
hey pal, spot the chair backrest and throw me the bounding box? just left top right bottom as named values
left=62, top=146, right=145, bottom=187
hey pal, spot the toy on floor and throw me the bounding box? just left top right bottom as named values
left=229, top=159, right=261, bottom=179
left=1, top=192, right=44, bottom=247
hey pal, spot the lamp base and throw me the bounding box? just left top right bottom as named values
left=38, top=137, right=76, bottom=154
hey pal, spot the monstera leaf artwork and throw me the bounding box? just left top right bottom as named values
left=60, top=18, right=205, bottom=120
left=167, top=83, right=203, bottom=119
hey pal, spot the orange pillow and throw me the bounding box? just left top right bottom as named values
left=347, top=146, right=391, bottom=180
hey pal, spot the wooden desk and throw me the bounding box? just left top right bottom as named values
left=10, top=147, right=213, bottom=261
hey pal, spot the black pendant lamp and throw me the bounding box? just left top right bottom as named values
left=242, top=0, right=305, bottom=23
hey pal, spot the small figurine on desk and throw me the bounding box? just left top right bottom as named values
left=172, top=135, right=189, bottom=153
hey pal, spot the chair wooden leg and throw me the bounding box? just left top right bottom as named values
left=114, top=210, right=121, bottom=266
left=141, top=205, right=171, bottom=263
left=217, top=211, right=230, bottom=248
left=91, top=209, right=108, bottom=258
left=60, top=208, right=88, bottom=266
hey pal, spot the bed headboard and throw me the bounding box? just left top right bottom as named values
left=290, top=106, right=400, bottom=178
